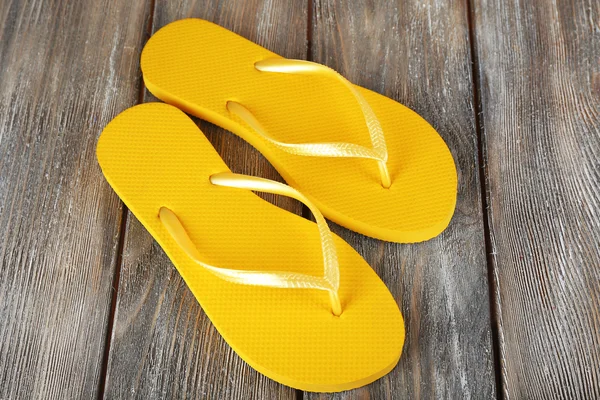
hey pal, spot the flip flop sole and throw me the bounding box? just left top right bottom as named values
left=141, top=19, right=458, bottom=243
left=97, top=103, right=405, bottom=392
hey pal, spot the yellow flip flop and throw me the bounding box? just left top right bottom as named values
left=140, top=19, right=457, bottom=243
left=97, top=102, right=404, bottom=392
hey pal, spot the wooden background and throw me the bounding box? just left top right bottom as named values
left=0, top=0, right=598, bottom=398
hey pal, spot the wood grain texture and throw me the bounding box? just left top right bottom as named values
left=307, top=0, right=495, bottom=398
left=101, top=1, right=307, bottom=398
left=472, top=0, right=600, bottom=398
left=0, top=0, right=151, bottom=398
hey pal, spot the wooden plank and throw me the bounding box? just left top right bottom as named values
left=0, top=0, right=151, bottom=398
left=101, top=1, right=307, bottom=398
left=472, top=0, right=600, bottom=398
left=307, top=0, right=496, bottom=398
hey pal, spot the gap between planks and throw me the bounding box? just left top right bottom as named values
left=96, top=0, right=157, bottom=398
left=466, top=0, right=503, bottom=398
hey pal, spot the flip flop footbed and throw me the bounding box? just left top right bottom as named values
left=97, top=103, right=404, bottom=392
left=141, top=19, right=458, bottom=243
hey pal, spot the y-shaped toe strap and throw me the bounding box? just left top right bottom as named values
left=159, top=172, right=342, bottom=315
left=227, top=58, right=391, bottom=188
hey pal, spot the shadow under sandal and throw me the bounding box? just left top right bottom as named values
left=96, top=102, right=405, bottom=392
left=141, top=18, right=458, bottom=243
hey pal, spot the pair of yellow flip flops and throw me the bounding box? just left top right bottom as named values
left=97, top=19, right=457, bottom=392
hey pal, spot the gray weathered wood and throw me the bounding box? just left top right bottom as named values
left=0, top=0, right=151, bottom=398
left=5, top=0, right=596, bottom=397
left=472, top=0, right=600, bottom=398
left=101, top=1, right=307, bottom=398
left=307, top=0, right=495, bottom=398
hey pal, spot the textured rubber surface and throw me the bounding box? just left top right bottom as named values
left=96, top=103, right=405, bottom=392
left=141, top=19, right=458, bottom=243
